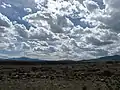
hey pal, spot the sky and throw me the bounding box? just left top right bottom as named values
left=0, top=0, right=120, bottom=60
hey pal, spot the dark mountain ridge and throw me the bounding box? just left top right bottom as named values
left=0, top=55, right=120, bottom=65
left=89, top=55, right=120, bottom=62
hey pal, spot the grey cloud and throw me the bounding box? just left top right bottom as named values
left=14, top=24, right=29, bottom=38
left=0, top=13, right=11, bottom=27
left=86, top=36, right=113, bottom=46
left=1, top=0, right=120, bottom=60
left=21, top=42, right=30, bottom=50
left=83, top=0, right=99, bottom=12
left=89, top=49, right=108, bottom=56
left=91, top=0, right=120, bottom=32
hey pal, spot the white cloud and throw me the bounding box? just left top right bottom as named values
left=21, top=42, right=31, bottom=50
left=83, top=0, right=99, bottom=12
left=1, top=0, right=36, bottom=8
left=24, top=8, right=32, bottom=13
left=91, top=0, right=120, bottom=32
left=1, top=0, right=120, bottom=60
left=14, top=24, right=29, bottom=38
left=0, top=13, right=11, bottom=27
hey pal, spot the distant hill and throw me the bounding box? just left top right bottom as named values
left=8, top=57, right=42, bottom=61
left=0, top=57, right=80, bottom=65
left=7, top=55, right=120, bottom=63
left=8, top=55, right=120, bottom=61
left=89, top=55, right=120, bottom=62
left=0, top=55, right=120, bottom=65
left=0, top=57, right=44, bottom=65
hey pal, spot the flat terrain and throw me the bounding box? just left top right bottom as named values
left=0, top=61, right=120, bottom=90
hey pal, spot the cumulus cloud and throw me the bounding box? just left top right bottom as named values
left=90, top=0, right=120, bottom=32
left=83, top=0, right=99, bottom=12
left=0, top=0, right=120, bottom=60
left=24, top=8, right=32, bottom=13
left=0, top=13, right=11, bottom=27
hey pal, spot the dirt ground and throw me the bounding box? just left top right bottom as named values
left=0, top=61, right=120, bottom=90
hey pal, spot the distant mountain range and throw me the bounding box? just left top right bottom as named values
left=8, top=57, right=42, bottom=61
left=1, top=55, right=120, bottom=61
left=0, top=55, right=120, bottom=65
left=8, top=55, right=120, bottom=62
left=86, top=55, right=120, bottom=62
left=0, top=57, right=45, bottom=65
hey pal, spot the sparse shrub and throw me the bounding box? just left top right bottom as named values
left=101, top=70, right=113, bottom=77
left=50, top=76, right=55, bottom=80
left=31, top=67, right=37, bottom=72
left=18, top=68, right=25, bottom=73
left=97, top=88, right=101, bottom=90
left=82, top=85, right=87, bottom=90
left=0, top=75, right=3, bottom=80
left=106, top=61, right=114, bottom=64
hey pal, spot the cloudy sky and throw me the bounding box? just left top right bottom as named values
left=0, top=0, right=120, bottom=60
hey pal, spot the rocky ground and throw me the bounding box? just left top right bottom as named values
left=0, top=61, right=120, bottom=90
